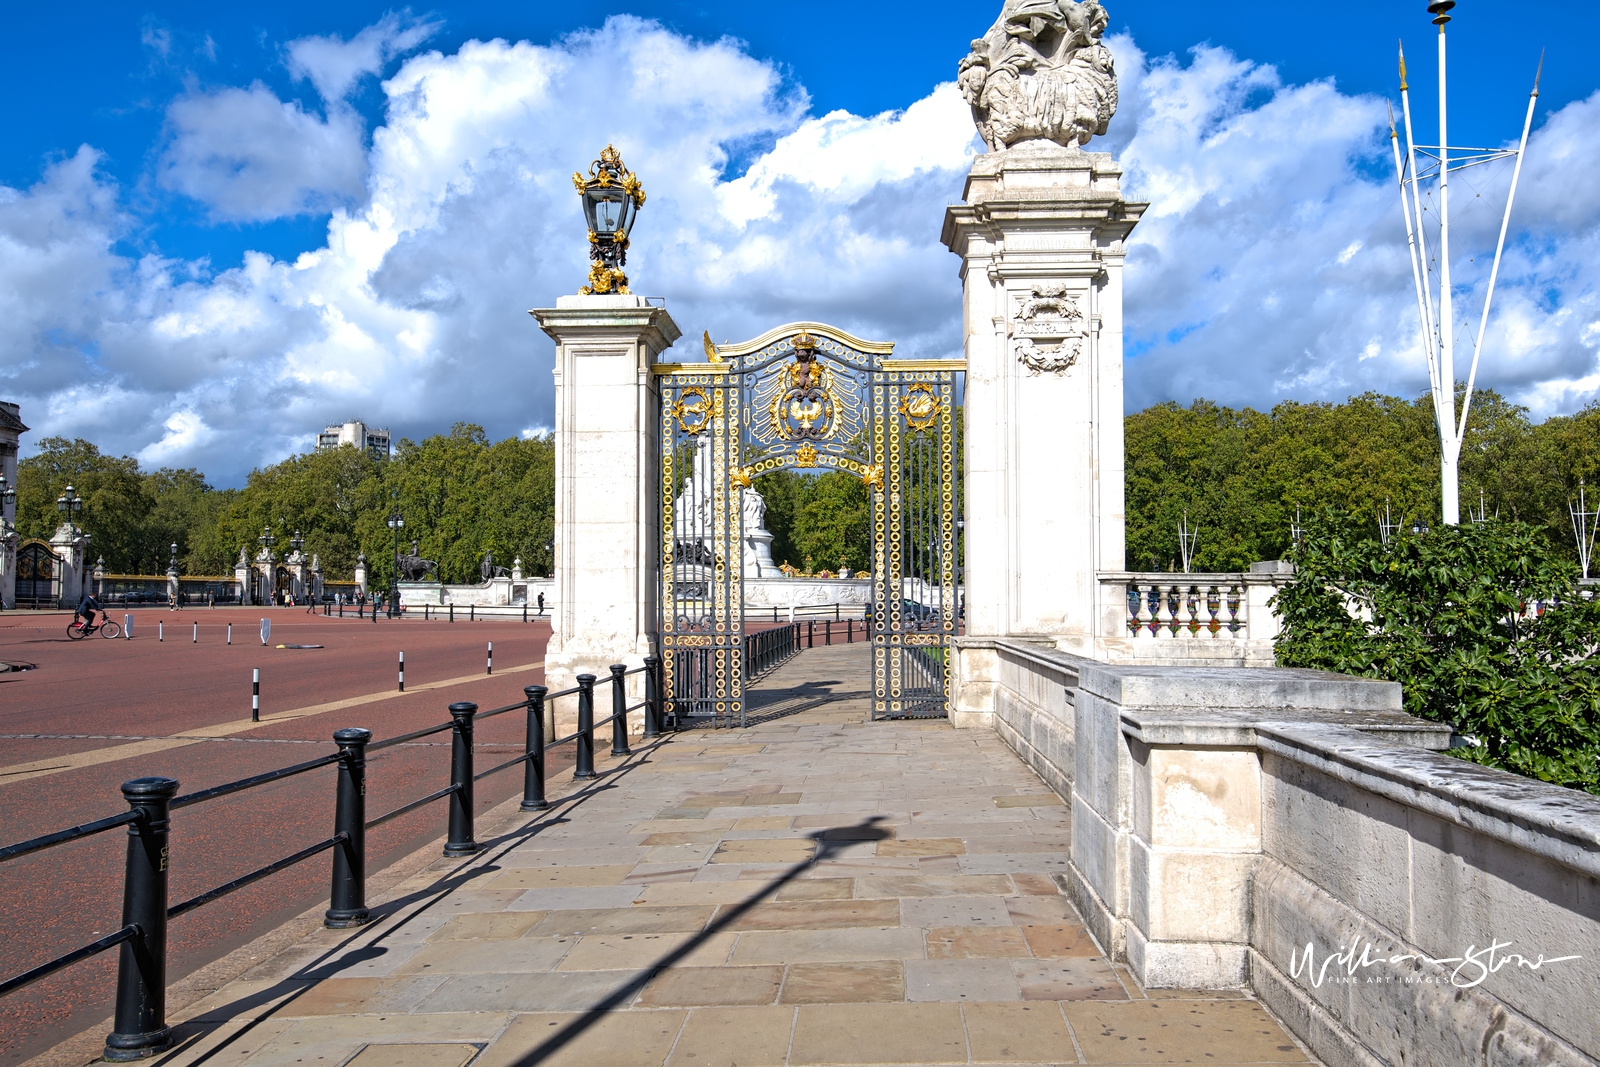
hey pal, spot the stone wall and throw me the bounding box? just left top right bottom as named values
left=979, top=637, right=1600, bottom=1067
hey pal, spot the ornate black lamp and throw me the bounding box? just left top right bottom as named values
left=57, top=484, right=83, bottom=526
left=387, top=508, right=404, bottom=617
left=573, top=145, right=646, bottom=295
left=0, top=474, right=15, bottom=526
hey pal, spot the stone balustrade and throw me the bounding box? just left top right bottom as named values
left=1095, top=569, right=1291, bottom=666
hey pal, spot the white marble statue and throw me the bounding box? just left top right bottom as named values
left=958, top=0, right=1118, bottom=151
left=670, top=432, right=778, bottom=576
left=742, top=487, right=778, bottom=577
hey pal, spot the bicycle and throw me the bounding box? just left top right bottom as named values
left=67, top=615, right=121, bottom=640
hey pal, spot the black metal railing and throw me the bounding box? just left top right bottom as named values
left=746, top=623, right=800, bottom=677
left=802, top=617, right=863, bottom=647
left=0, top=656, right=664, bottom=1062
left=667, top=625, right=800, bottom=730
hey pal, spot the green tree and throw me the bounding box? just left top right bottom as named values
left=15, top=438, right=152, bottom=571
left=1274, top=511, right=1600, bottom=793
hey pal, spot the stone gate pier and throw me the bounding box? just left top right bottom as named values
left=934, top=6, right=1600, bottom=1065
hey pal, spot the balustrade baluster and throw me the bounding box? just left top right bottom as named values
left=1176, top=584, right=1195, bottom=639
left=1155, top=584, right=1175, bottom=639
left=1134, top=583, right=1154, bottom=637
left=1201, top=585, right=1219, bottom=638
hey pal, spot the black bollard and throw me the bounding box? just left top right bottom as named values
left=521, top=686, right=548, bottom=811
left=444, top=702, right=479, bottom=856
left=325, top=729, right=372, bottom=928
left=574, top=675, right=597, bottom=780
left=643, top=655, right=661, bottom=738
left=449, top=604, right=454, bottom=623
left=252, top=669, right=260, bottom=722
left=104, top=777, right=178, bottom=1062
left=398, top=650, right=405, bottom=693
left=609, top=664, right=631, bottom=758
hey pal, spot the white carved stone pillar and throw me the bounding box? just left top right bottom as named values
left=942, top=143, right=1144, bottom=659
left=353, top=552, right=368, bottom=597
left=531, top=294, right=680, bottom=709
left=50, top=524, right=86, bottom=608
left=234, top=549, right=252, bottom=605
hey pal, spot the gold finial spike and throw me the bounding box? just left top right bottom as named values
left=1398, top=42, right=1408, bottom=91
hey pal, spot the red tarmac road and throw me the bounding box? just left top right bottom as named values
left=0, top=607, right=564, bottom=1063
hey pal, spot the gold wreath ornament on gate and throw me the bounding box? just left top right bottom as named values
left=671, top=387, right=714, bottom=434
left=899, top=382, right=940, bottom=430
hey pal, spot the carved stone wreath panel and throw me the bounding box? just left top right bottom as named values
left=1012, top=282, right=1088, bottom=376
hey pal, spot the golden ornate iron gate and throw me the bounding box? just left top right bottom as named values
left=656, top=323, right=962, bottom=725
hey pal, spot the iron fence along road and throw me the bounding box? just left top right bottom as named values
left=0, top=658, right=666, bottom=1061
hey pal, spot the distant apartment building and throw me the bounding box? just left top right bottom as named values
left=316, top=420, right=391, bottom=461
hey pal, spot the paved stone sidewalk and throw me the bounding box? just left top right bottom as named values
left=158, top=645, right=1313, bottom=1066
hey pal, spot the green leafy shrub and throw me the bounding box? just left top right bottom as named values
left=1273, top=511, right=1600, bottom=793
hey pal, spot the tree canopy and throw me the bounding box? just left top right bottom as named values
left=13, top=389, right=1598, bottom=583
left=1126, top=391, right=1600, bottom=572
left=15, top=425, right=553, bottom=582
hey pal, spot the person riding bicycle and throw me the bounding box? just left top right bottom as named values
left=76, top=591, right=103, bottom=632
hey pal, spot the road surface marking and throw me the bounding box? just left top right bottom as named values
left=0, top=660, right=544, bottom=785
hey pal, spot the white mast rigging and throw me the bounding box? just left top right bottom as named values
left=1389, top=0, right=1541, bottom=525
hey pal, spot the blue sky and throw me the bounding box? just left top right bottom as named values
left=2, top=2, right=1597, bottom=484
left=4, top=1, right=1579, bottom=271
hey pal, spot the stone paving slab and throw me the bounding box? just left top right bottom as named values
left=153, top=645, right=1315, bottom=1066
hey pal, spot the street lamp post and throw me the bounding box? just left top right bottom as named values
left=387, top=510, right=404, bottom=619
left=0, top=474, right=15, bottom=527
left=289, top=531, right=304, bottom=605
left=57, top=484, right=83, bottom=528
left=56, top=486, right=85, bottom=608
left=259, top=526, right=275, bottom=606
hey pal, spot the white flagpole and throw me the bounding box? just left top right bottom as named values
left=1456, top=56, right=1542, bottom=444
left=1432, top=1, right=1459, bottom=524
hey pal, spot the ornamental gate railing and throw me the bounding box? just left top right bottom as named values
left=656, top=323, right=962, bottom=725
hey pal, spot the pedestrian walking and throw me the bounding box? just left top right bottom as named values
left=537, top=591, right=545, bottom=616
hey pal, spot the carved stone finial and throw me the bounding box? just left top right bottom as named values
left=959, top=0, right=1119, bottom=152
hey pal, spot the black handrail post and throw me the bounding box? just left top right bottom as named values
left=521, top=686, right=549, bottom=811
left=324, top=728, right=371, bottom=928
left=609, top=664, right=631, bottom=758
left=642, top=655, right=661, bottom=738
left=104, top=777, right=178, bottom=1062
left=574, top=675, right=597, bottom=780
left=443, top=702, right=479, bottom=856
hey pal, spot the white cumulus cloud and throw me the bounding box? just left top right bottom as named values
left=2, top=16, right=1598, bottom=487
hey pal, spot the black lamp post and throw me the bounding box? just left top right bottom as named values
left=57, top=484, right=83, bottom=527
left=572, top=145, right=645, bottom=295
left=288, top=531, right=304, bottom=605
left=387, top=510, right=404, bottom=618
left=258, top=526, right=274, bottom=606
left=0, top=474, right=15, bottom=526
